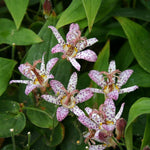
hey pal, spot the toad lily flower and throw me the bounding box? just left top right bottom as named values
left=78, top=99, right=124, bottom=150
left=41, top=72, right=93, bottom=121
left=88, top=60, right=138, bottom=100
left=48, top=23, right=98, bottom=71
left=78, top=98, right=125, bottom=133
left=10, top=53, right=58, bottom=95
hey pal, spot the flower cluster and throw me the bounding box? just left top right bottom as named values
left=9, top=23, right=138, bottom=150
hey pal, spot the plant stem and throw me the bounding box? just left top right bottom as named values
left=10, top=129, right=16, bottom=150
left=27, top=132, right=31, bottom=150
left=112, top=136, right=123, bottom=150
left=12, top=43, right=15, bottom=60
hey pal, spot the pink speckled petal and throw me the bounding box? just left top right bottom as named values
left=115, top=103, right=125, bottom=120
left=102, top=124, right=115, bottom=131
left=75, top=89, right=93, bottom=103
left=67, top=72, right=77, bottom=92
left=87, top=87, right=104, bottom=94
left=25, top=84, right=39, bottom=95
left=56, top=106, right=69, bottom=121
left=78, top=38, right=98, bottom=51
left=89, top=70, right=106, bottom=88
left=85, top=107, right=103, bottom=124
left=40, top=53, right=46, bottom=74
left=70, top=105, right=85, bottom=117
left=46, top=57, right=59, bottom=74
left=119, top=85, right=138, bottom=94
left=117, top=69, right=133, bottom=88
left=9, top=80, right=30, bottom=85
left=91, top=113, right=103, bottom=125
left=108, top=61, right=116, bottom=83
left=46, top=74, right=54, bottom=80
left=48, top=26, right=65, bottom=45
left=89, top=144, right=106, bottom=150
left=108, top=60, right=116, bottom=73
left=50, top=80, right=65, bottom=95
left=85, top=107, right=92, bottom=115
left=51, top=44, right=65, bottom=54
left=104, top=98, right=115, bottom=119
left=78, top=115, right=99, bottom=130
left=68, top=57, right=81, bottom=71
left=66, top=23, right=80, bottom=44
left=69, top=23, right=79, bottom=31
left=41, top=94, right=61, bottom=105
left=18, top=64, right=35, bottom=80
left=107, top=90, right=119, bottom=100
left=75, top=50, right=97, bottom=62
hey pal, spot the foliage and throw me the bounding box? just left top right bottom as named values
left=0, top=0, right=150, bottom=150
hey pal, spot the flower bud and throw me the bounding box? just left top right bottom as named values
left=43, top=0, right=52, bottom=18
left=115, top=118, right=126, bottom=140
left=143, top=145, right=150, bottom=150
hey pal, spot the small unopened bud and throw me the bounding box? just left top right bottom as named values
left=12, top=43, right=15, bottom=46
left=43, top=0, right=52, bottom=18
left=143, top=145, right=150, bottom=150
left=115, top=118, right=126, bottom=140
left=10, top=128, right=14, bottom=132
left=27, top=132, right=31, bottom=135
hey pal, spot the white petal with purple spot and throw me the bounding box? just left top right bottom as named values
left=48, top=26, right=65, bottom=45
left=115, top=103, right=125, bottom=120
left=78, top=115, right=99, bottom=130
left=68, top=57, right=81, bottom=71
left=75, top=89, right=93, bottom=103
left=70, top=105, right=85, bottom=117
left=25, top=84, right=39, bottom=95
left=107, top=90, right=119, bottom=100
left=41, top=94, right=61, bottom=105
left=75, top=50, right=97, bottom=62
left=46, top=57, right=58, bottom=74
left=56, top=106, right=69, bottom=121
left=89, top=70, right=106, bottom=88
left=51, top=44, right=65, bottom=54
left=117, top=69, right=133, bottom=88
left=50, top=80, right=65, bottom=95
left=119, top=85, right=138, bottom=94
left=67, top=72, right=77, bottom=92
left=9, top=80, right=30, bottom=85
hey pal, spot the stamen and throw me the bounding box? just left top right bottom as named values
left=32, top=68, right=44, bottom=85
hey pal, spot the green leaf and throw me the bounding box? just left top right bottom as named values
left=56, top=0, right=86, bottom=29
left=141, top=114, right=150, bottom=150
left=0, top=18, right=42, bottom=45
left=0, top=57, right=17, bottom=96
left=140, top=0, right=150, bottom=10
left=4, top=0, right=29, bottom=29
left=126, top=64, right=150, bottom=87
left=49, top=123, right=65, bottom=147
left=95, top=0, right=118, bottom=22
left=60, top=117, right=86, bottom=150
left=115, top=42, right=134, bottom=70
left=85, top=40, right=110, bottom=107
left=82, top=0, right=102, bottom=32
left=116, top=17, right=150, bottom=73
left=26, top=103, right=58, bottom=128
left=125, top=97, right=150, bottom=150
left=112, top=8, right=150, bottom=22
left=107, top=25, right=126, bottom=39
left=0, top=100, right=26, bottom=138
left=1, top=144, right=20, bottom=150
